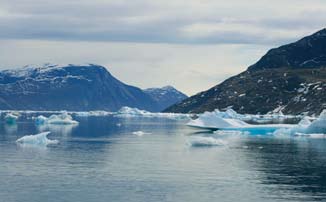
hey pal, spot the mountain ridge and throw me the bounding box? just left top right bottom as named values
left=144, top=85, right=188, bottom=111
left=165, top=28, right=326, bottom=115
left=0, top=64, right=187, bottom=112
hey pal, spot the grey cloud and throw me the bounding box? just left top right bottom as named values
left=0, top=0, right=326, bottom=45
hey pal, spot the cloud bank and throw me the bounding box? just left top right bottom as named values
left=1, top=0, right=325, bottom=44
left=0, top=0, right=326, bottom=95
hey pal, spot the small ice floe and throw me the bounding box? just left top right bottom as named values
left=4, top=112, right=20, bottom=125
left=188, top=136, right=226, bottom=147
left=34, top=115, right=48, bottom=125
left=132, top=131, right=151, bottom=136
left=34, top=112, right=78, bottom=125
left=16, top=131, right=59, bottom=146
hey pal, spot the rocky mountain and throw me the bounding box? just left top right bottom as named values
left=0, top=64, right=185, bottom=112
left=165, top=29, right=326, bottom=115
left=144, top=86, right=188, bottom=111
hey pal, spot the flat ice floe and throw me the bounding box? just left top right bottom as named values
left=188, top=136, right=226, bottom=147
left=16, top=131, right=59, bottom=146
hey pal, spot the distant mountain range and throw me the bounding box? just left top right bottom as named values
left=0, top=64, right=187, bottom=112
left=144, top=86, right=188, bottom=111
left=165, top=28, right=326, bottom=115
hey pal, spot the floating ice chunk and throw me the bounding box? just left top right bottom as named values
left=115, top=107, right=190, bottom=120
left=188, top=136, right=226, bottom=147
left=188, top=111, right=295, bottom=135
left=116, top=107, right=150, bottom=116
left=132, top=131, right=151, bottom=136
left=298, top=117, right=312, bottom=126
left=47, top=112, right=78, bottom=125
left=74, top=111, right=112, bottom=117
left=4, top=112, right=19, bottom=124
left=274, top=110, right=326, bottom=136
left=306, top=110, right=326, bottom=134
left=187, top=113, right=249, bottom=130
left=189, top=108, right=302, bottom=127
left=34, top=115, right=48, bottom=125
left=35, top=112, right=79, bottom=125
left=16, top=132, right=59, bottom=146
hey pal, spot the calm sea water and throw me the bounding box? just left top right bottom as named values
left=1, top=115, right=326, bottom=202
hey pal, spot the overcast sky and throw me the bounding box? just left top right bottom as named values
left=0, top=0, right=325, bottom=95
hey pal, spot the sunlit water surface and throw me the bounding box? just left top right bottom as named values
left=1, top=115, right=326, bottom=202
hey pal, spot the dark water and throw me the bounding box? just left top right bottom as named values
left=1, top=115, right=326, bottom=202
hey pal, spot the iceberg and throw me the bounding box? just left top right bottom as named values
left=306, top=110, right=326, bottom=134
left=188, top=136, right=226, bottom=147
left=4, top=112, right=19, bottom=124
left=73, top=111, right=113, bottom=117
left=34, top=112, right=78, bottom=125
left=114, top=107, right=190, bottom=119
left=47, top=112, right=78, bottom=125
left=188, top=108, right=301, bottom=126
left=187, top=113, right=294, bottom=134
left=34, top=115, right=48, bottom=125
left=274, top=110, right=326, bottom=137
left=116, top=107, right=151, bottom=117
left=16, top=131, right=59, bottom=146
left=187, top=113, right=249, bottom=130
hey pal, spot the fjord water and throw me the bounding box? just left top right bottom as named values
left=1, top=115, right=326, bottom=202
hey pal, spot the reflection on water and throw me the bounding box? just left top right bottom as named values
left=0, top=115, right=326, bottom=202
left=36, top=124, right=77, bottom=136
left=242, top=138, right=326, bottom=201
left=4, top=124, right=18, bottom=134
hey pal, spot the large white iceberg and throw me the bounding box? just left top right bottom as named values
left=187, top=112, right=294, bottom=133
left=16, top=131, right=59, bottom=146
left=187, top=112, right=249, bottom=129
left=188, top=108, right=302, bottom=126
left=35, top=112, right=78, bottom=125
left=186, top=107, right=313, bottom=135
